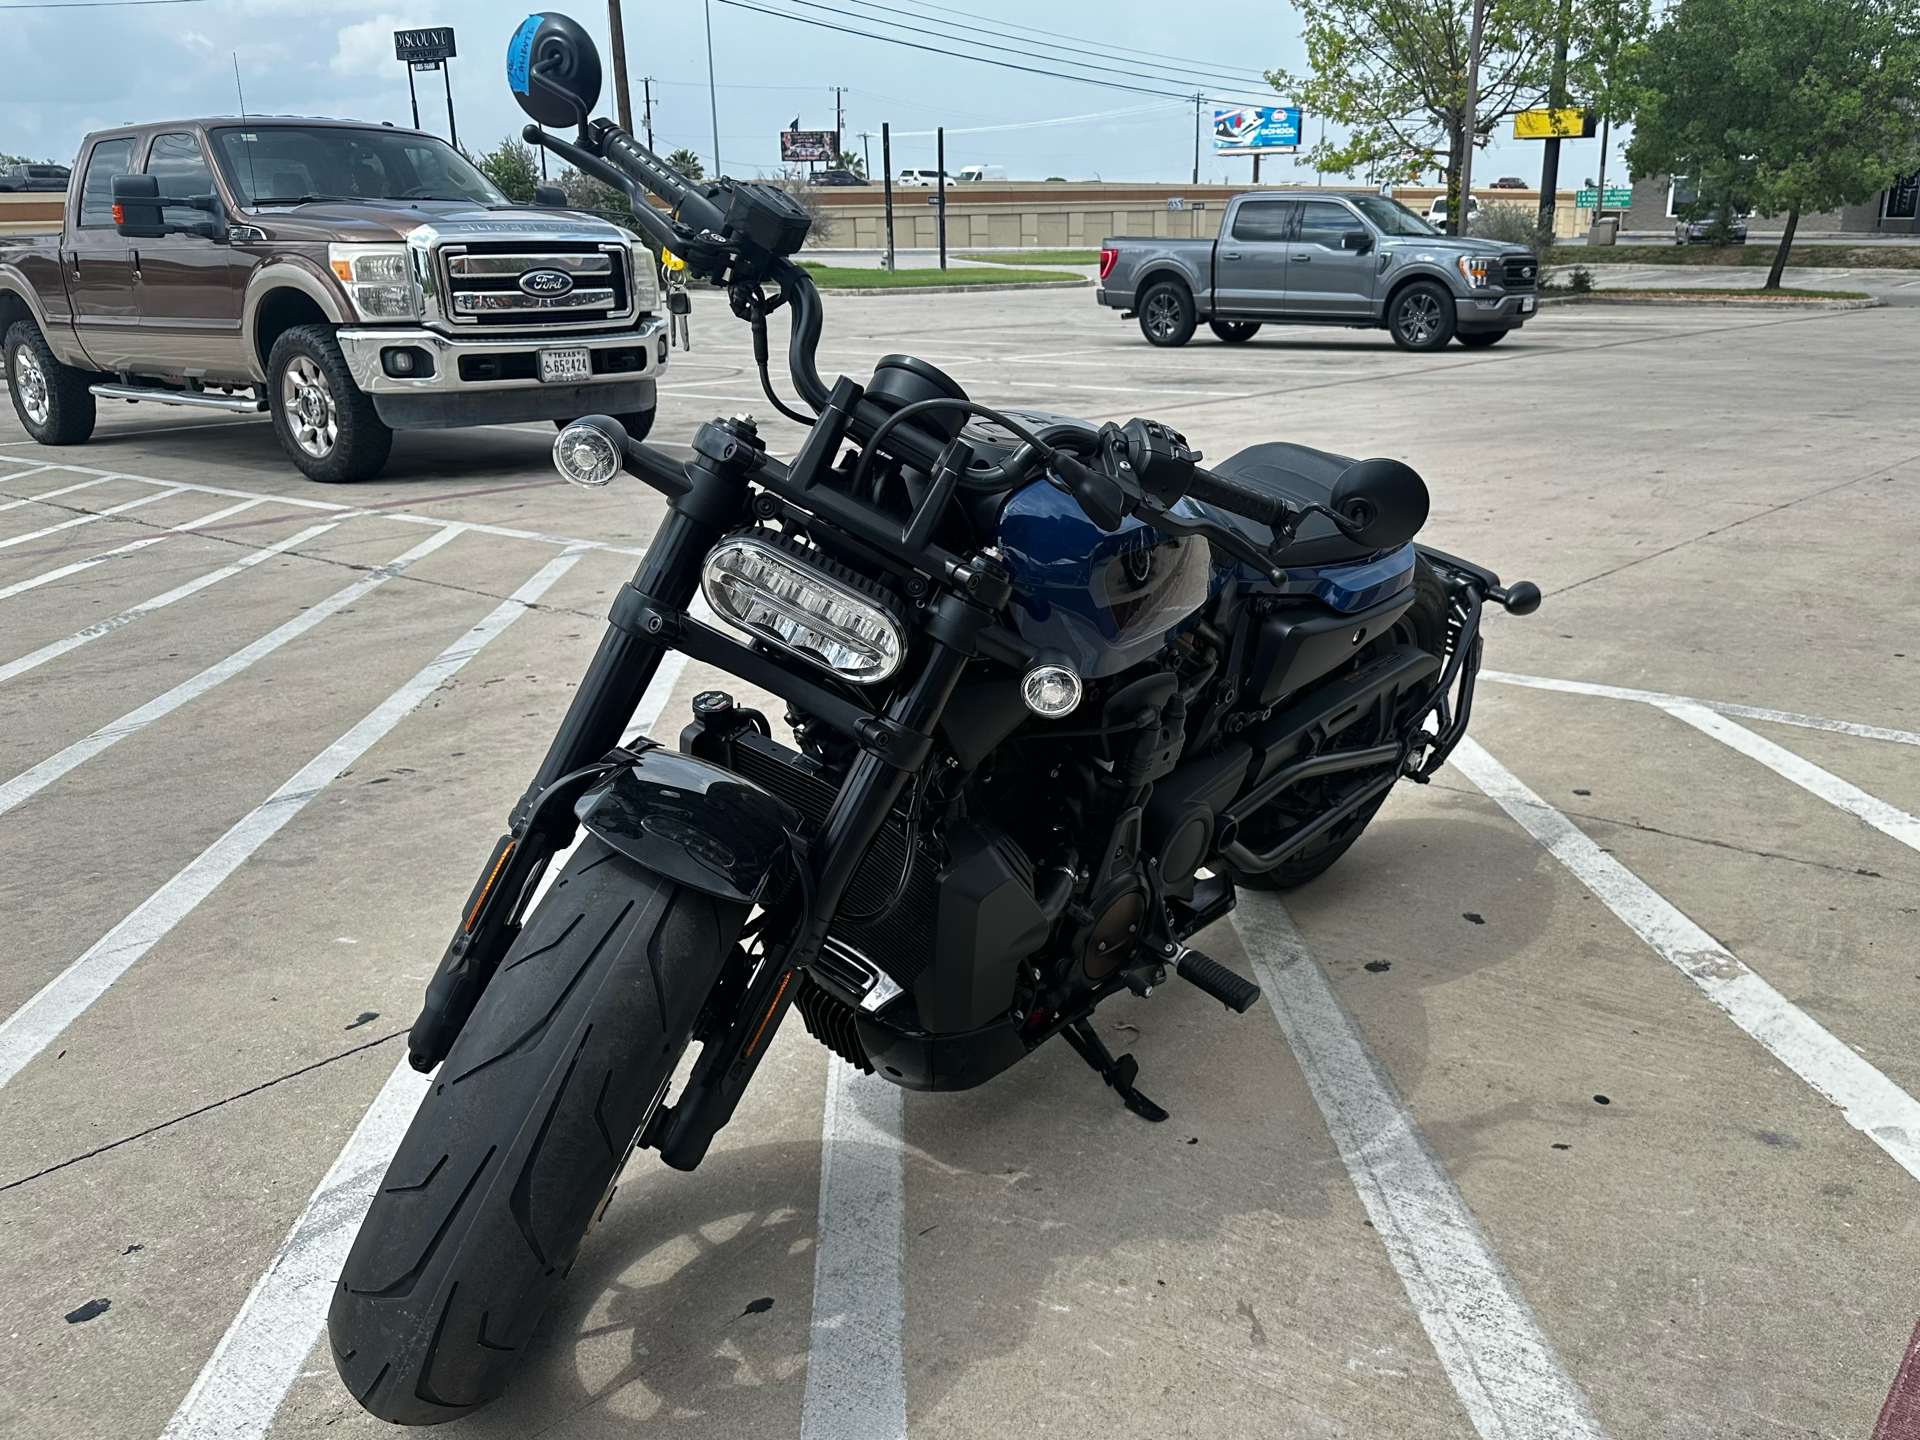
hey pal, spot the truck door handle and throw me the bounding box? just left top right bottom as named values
left=1222, top=251, right=1242, bottom=261
left=1291, top=254, right=1311, bottom=262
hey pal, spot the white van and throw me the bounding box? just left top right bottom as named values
left=957, top=165, right=1006, bottom=183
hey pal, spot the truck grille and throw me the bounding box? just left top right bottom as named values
left=1503, top=256, right=1538, bottom=291
left=435, top=242, right=633, bottom=328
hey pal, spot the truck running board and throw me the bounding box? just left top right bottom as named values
left=89, top=382, right=266, bottom=414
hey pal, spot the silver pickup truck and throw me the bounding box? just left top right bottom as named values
left=1097, top=188, right=1538, bottom=352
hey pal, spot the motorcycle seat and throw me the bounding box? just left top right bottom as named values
left=1206, top=441, right=1404, bottom=567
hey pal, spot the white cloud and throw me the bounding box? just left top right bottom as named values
left=331, top=13, right=433, bottom=76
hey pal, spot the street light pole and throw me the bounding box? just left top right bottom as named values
left=1192, top=93, right=1202, bottom=185
left=882, top=123, right=895, bottom=272
left=703, top=0, right=722, bottom=177
left=937, top=126, right=947, bottom=269
left=642, top=76, right=655, bottom=151
left=1456, top=0, right=1486, bottom=236
left=606, top=0, right=633, bottom=134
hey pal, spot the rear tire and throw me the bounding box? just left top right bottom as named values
left=1227, top=560, right=1450, bottom=892
left=1209, top=320, right=1260, bottom=343
left=1455, top=329, right=1508, bottom=348
left=1138, top=281, right=1196, bottom=347
left=1386, top=281, right=1457, bottom=352
left=4, top=321, right=96, bottom=446
left=554, top=405, right=655, bottom=442
left=329, top=838, right=747, bottom=1425
left=267, top=324, right=392, bottom=483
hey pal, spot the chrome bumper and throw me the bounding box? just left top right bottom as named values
left=336, top=317, right=669, bottom=395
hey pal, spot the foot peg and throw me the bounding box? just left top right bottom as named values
left=1175, top=948, right=1262, bottom=1013
left=1062, top=1019, right=1168, bottom=1122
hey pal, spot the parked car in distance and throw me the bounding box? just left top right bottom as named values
left=1098, top=187, right=1537, bottom=352
left=1425, top=194, right=1480, bottom=222
left=1489, top=176, right=1527, bottom=189
left=0, top=163, right=70, bottom=192
left=1675, top=211, right=1748, bottom=244
left=809, top=168, right=867, bottom=186
left=0, top=117, right=667, bottom=483
left=956, top=165, right=1005, bottom=182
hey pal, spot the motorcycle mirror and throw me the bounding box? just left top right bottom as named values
left=1329, top=458, right=1429, bottom=550
left=507, top=12, right=602, bottom=130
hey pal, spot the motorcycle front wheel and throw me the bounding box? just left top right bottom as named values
left=329, top=837, right=746, bottom=1425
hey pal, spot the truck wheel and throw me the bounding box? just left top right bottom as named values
left=554, top=405, right=654, bottom=442
left=4, top=321, right=96, bottom=446
left=267, top=325, right=392, bottom=483
left=1387, top=282, right=1456, bottom=352
left=329, top=837, right=747, bottom=1425
left=1455, top=330, right=1508, bottom=348
left=1208, top=320, right=1261, bottom=344
left=1138, top=282, right=1196, bottom=347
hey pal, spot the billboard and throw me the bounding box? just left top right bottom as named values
left=781, top=129, right=838, bottom=163
left=1514, top=108, right=1595, bottom=139
left=393, top=27, right=456, bottom=64
left=1213, top=106, right=1300, bottom=153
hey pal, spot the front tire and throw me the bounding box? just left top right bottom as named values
left=4, top=321, right=96, bottom=446
left=329, top=838, right=747, bottom=1425
left=554, top=405, right=655, bottom=442
left=1209, top=320, right=1260, bottom=344
left=1387, top=281, right=1457, bottom=352
left=267, top=324, right=392, bottom=483
left=1138, top=281, right=1196, bottom=347
left=1455, top=329, right=1509, bottom=348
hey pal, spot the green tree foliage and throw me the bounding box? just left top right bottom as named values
left=832, top=149, right=866, bottom=177
left=666, top=148, right=706, bottom=180
left=474, top=136, right=540, bottom=204
left=1626, top=0, right=1920, bottom=286
left=1270, top=0, right=1557, bottom=220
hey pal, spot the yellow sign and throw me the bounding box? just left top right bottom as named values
left=1514, top=108, right=1589, bottom=139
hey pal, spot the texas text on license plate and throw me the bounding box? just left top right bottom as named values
left=538, top=347, right=591, bottom=383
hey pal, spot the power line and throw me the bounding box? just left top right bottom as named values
left=887, top=101, right=1183, bottom=138
left=1, top=0, right=215, bottom=7
left=873, top=0, right=1280, bottom=82
left=712, top=0, right=1271, bottom=104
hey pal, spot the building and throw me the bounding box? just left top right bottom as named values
left=1623, top=174, right=1919, bottom=236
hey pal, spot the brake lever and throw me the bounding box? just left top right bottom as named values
left=1137, top=501, right=1286, bottom=584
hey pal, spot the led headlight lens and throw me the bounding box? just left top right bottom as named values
left=328, top=243, right=423, bottom=320
left=552, top=420, right=622, bottom=487
left=1455, top=254, right=1496, bottom=290
left=1021, top=662, right=1082, bottom=718
left=702, top=535, right=905, bottom=684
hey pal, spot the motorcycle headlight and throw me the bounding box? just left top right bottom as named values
left=329, top=243, right=422, bottom=320
left=702, top=535, right=906, bottom=685
left=1456, top=254, right=1497, bottom=290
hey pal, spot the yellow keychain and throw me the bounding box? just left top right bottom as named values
left=661, top=250, right=692, bottom=351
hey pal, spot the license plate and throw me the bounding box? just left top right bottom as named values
left=538, top=347, right=591, bottom=383
left=1520, top=296, right=1536, bottom=313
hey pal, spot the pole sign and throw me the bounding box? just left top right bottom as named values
left=394, top=27, right=457, bottom=65
left=1514, top=108, right=1595, bottom=139
left=1212, top=106, right=1301, bottom=153
left=780, top=129, right=838, bottom=163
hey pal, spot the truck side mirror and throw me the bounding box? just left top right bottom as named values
left=1340, top=230, right=1373, bottom=253
left=111, top=173, right=166, bottom=238
left=532, top=183, right=567, bottom=208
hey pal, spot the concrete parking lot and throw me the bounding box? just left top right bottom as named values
left=0, top=287, right=1914, bottom=1439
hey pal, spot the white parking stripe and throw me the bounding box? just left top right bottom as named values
left=0, top=519, right=345, bottom=687
left=1481, top=668, right=1920, bottom=747
left=0, top=526, right=462, bottom=818
left=0, top=473, right=115, bottom=511
left=0, top=484, right=187, bottom=548
left=0, top=546, right=582, bottom=1092
left=1233, top=891, right=1608, bottom=1440
left=158, top=645, right=688, bottom=1439
left=0, top=497, right=266, bottom=604
left=1661, top=701, right=1920, bottom=852
left=1449, top=736, right=1920, bottom=1182
left=801, top=1063, right=907, bottom=1440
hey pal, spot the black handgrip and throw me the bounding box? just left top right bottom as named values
left=1176, top=948, right=1263, bottom=1013
left=1184, top=466, right=1291, bottom=529
left=590, top=119, right=727, bottom=235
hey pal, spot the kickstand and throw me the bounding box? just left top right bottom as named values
left=1061, top=1020, right=1169, bottom=1122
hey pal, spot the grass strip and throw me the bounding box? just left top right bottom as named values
left=800, top=262, right=1081, bottom=287
left=956, top=249, right=1100, bottom=265
left=1546, top=285, right=1870, bottom=300
left=1548, top=244, right=1920, bottom=269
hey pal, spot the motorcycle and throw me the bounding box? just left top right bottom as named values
left=328, top=13, right=1540, bottom=1424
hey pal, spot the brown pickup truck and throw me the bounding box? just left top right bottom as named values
left=0, top=117, right=669, bottom=482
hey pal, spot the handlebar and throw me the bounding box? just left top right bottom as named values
left=1182, top=467, right=1292, bottom=529
left=588, top=119, right=728, bottom=236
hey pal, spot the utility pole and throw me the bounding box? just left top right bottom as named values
left=1594, top=114, right=1612, bottom=231
left=937, top=126, right=947, bottom=269
left=1537, top=0, right=1572, bottom=246
left=1192, top=93, right=1203, bottom=185
left=606, top=0, right=633, bottom=134
left=859, top=130, right=872, bottom=179
left=1253, top=153, right=1262, bottom=184
left=882, top=123, right=896, bottom=272
left=1455, top=0, right=1486, bottom=235
left=833, top=86, right=845, bottom=159
left=703, top=0, right=722, bottom=177
left=641, top=77, right=655, bottom=151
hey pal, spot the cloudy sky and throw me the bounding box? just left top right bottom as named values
left=3, top=0, right=1611, bottom=187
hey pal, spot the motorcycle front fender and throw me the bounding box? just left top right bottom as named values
left=574, top=747, right=800, bottom=905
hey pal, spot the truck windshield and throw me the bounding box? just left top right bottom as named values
left=1346, top=195, right=1441, bottom=237
left=209, top=126, right=508, bottom=208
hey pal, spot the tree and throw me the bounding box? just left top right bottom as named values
left=474, top=136, right=540, bottom=204
left=1626, top=0, right=1920, bottom=287
left=833, top=149, right=866, bottom=177
left=665, top=148, right=706, bottom=181
left=556, top=167, right=633, bottom=226
left=1270, top=0, right=1557, bottom=224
